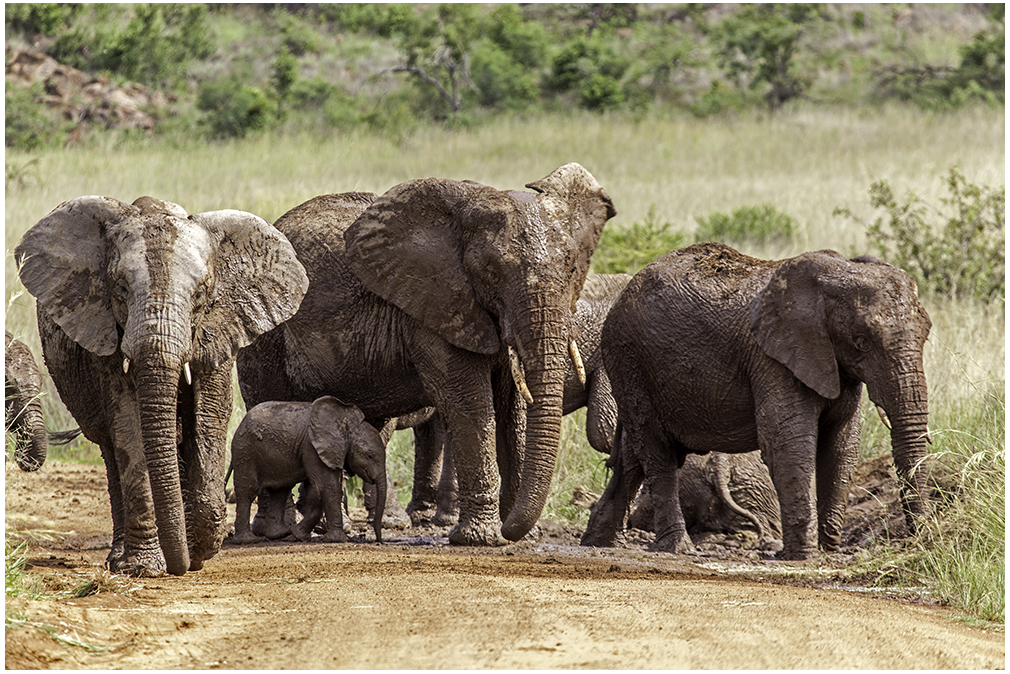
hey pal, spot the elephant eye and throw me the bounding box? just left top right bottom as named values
left=113, top=277, right=129, bottom=302
left=854, top=335, right=870, bottom=352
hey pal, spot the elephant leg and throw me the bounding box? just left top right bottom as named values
left=251, top=488, right=270, bottom=537
left=407, top=417, right=445, bottom=525
left=317, top=474, right=349, bottom=544
left=231, top=481, right=260, bottom=545
left=433, top=430, right=459, bottom=527
left=416, top=346, right=504, bottom=547
left=106, top=377, right=166, bottom=577
left=582, top=424, right=644, bottom=548
left=643, top=435, right=693, bottom=555
left=292, top=481, right=328, bottom=541
left=180, top=364, right=232, bottom=570
left=816, top=398, right=862, bottom=552
left=757, top=395, right=820, bottom=560
left=262, top=489, right=294, bottom=540
left=100, top=444, right=128, bottom=566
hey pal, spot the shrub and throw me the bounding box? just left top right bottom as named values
left=470, top=40, right=539, bottom=110
left=592, top=207, right=688, bottom=275
left=547, top=36, right=630, bottom=110
left=695, top=204, right=797, bottom=248
left=835, top=169, right=1005, bottom=302
left=5, top=82, right=64, bottom=150
left=197, top=76, right=275, bottom=140
left=5, top=3, right=75, bottom=36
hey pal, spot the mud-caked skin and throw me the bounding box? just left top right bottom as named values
left=6, top=332, right=51, bottom=471
left=403, top=272, right=632, bottom=527
left=230, top=397, right=388, bottom=544
left=15, top=196, right=308, bottom=576
left=582, top=243, right=931, bottom=560
left=238, top=164, right=616, bottom=547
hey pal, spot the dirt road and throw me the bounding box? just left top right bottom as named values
left=5, top=462, right=1004, bottom=669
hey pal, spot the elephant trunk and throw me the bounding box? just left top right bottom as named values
left=500, top=311, right=568, bottom=542
left=12, top=399, right=48, bottom=472
left=879, top=367, right=930, bottom=533
left=134, top=329, right=190, bottom=576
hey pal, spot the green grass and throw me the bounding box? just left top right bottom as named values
left=5, top=106, right=1004, bottom=622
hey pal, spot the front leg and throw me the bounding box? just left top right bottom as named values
left=180, top=362, right=233, bottom=570
left=816, top=389, right=862, bottom=552
left=414, top=342, right=504, bottom=546
left=755, top=385, right=821, bottom=560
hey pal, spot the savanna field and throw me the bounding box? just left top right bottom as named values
left=4, top=3, right=1006, bottom=666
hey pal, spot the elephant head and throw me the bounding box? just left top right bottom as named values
left=15, top=196, right=308, bottom=575
left=751, top=251, right=932, bottom=530
left=5, top=331, right=47, bottom=471
left=345, top=163, right=615, bottom=541
left=309, top=396, right=388, bottom=542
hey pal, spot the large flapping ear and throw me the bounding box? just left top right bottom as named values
left=750, top=251, right=845, bottom=400
left=344, top=178, right=500, bottom=355
left=526, top=163, right=617, bottom=309
left=14, top=196, right=138, bottom=356
left=189, top=210, right=309, bottom=369
left=308, top=396, right=362, bottom=471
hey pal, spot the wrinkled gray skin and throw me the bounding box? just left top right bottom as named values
left=5, top=331, right=81, bottom=471
left=238, top=164, right=616, bottom=546
left=5, top=331, right=49, bottom=471
left=626, top=452, right=782, bottom=550
left=15, top=196, right=308, bottom=576
left=231, top=397, right=387, bottom=544
left=404, top=273, right=632, bottom=526
left=583, top=243, right=931, bottom=560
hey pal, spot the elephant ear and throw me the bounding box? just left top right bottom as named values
left=526, top=163, right=617, bottom=310
left=345, top=178, right=499, bottom=355
left=14, top=196, right=138, bottom=356
left=308, top=396, right=361, bottom=471
left=750, top=251, right=844, bottom=400
left=189, top=210, right=309, bottom=369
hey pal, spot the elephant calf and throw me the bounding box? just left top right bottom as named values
left=230, top=396, right=388, bottom=544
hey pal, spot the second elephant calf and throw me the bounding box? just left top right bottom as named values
left=230, top=396, right=388, bottom=543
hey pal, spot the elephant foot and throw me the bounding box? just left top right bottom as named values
left=230, top=530, right=263, bottom=545
left=189, top=559, right=204, bottom=572
left=775, top=547, right=817, bottom=561
left=321, top=529, right=349, bottom=543
left=580, top=527, right=620, bottom=548
left=406, top=500, right=437, bottom=526
left=291, top=522, right=314, bottom=542
left=109, top=547, right=167, bottom=578
left=430, top=506, right=459, bottom=528
left=448, top=520, right=507, bottom=547
left=649, top=527, right=694, bottom=554
left=263, top=523, right=292, bottom=540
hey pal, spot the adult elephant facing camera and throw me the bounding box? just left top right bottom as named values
left=238, top=164, right=616, bottom=546
left=15, top=196, right=309, bottom=577
left=583, top=243, right=932, bottom=560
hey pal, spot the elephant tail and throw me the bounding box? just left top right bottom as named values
left=712, top=454, right=767, bottom=541
left=48, top=427, right=82, bottom=445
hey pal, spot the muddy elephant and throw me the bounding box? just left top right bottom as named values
left=238, top=164, right=616, bottom=546
left=405, top=272, right=632, bottom=527
left=626, top=452, right=782, bottom=550
left=5, top=331, right=80, bottom=470
left=15, top=196, right=308, bottom=576
left=231, top=396, right=387, bottom=544
left=583, top=243, right=931, bottom=560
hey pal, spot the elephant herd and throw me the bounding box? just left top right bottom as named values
left=9, top=163, right=932, bottom=577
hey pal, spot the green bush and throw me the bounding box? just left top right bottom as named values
left=591, top=207, right=688, bottom=275
left=547, top=36, right=630, bottom=110
left=695, top=204, right=797, bottom=248
left=835, top=169, right=1005, bottom=302
left=470, top=40, right=539, bottom=110
left=5, top=3, right=75, bottom=35
left=197, top=76, right=275, bottom=140
left=4, top=82, right=64, bottom=150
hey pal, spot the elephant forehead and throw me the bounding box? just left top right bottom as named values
left=124, top=215, right=212, bottom=290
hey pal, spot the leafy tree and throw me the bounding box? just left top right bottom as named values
left=5, top=3, right=76, bottom=36
left=711, top=4, right=816, bottom=110
left=197, top=75, right=274, bottom=140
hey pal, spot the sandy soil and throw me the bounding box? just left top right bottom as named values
left=4, top=460, right=1004, bottom=670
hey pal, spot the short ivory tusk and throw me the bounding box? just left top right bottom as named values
left=569, top=340, right=586, bottom=386
left=183, top=362, right=192, bottom=386
left=123, top=357, right=130, bottom=375
left=876, top=406, right=892, bottom=430
left=925, top=426, right=933, bottom=445
left=509, top=346, right=534, bottom=405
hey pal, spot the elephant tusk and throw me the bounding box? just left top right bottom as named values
left=875, top=406, right=892, bottom=430
left=183, top=362, right=192, bottom=386
left=123, top=357, right=130, bottom=375
left=925, top=426, right=933, bottom=445
left=509, top=346, right=534, bottom=405
left=569, top=339, right=586, bottom=386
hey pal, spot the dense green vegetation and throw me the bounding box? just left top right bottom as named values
left=4, top=3, right=1005, bottom=147
left=4, top=3, right=1004, bottom=627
